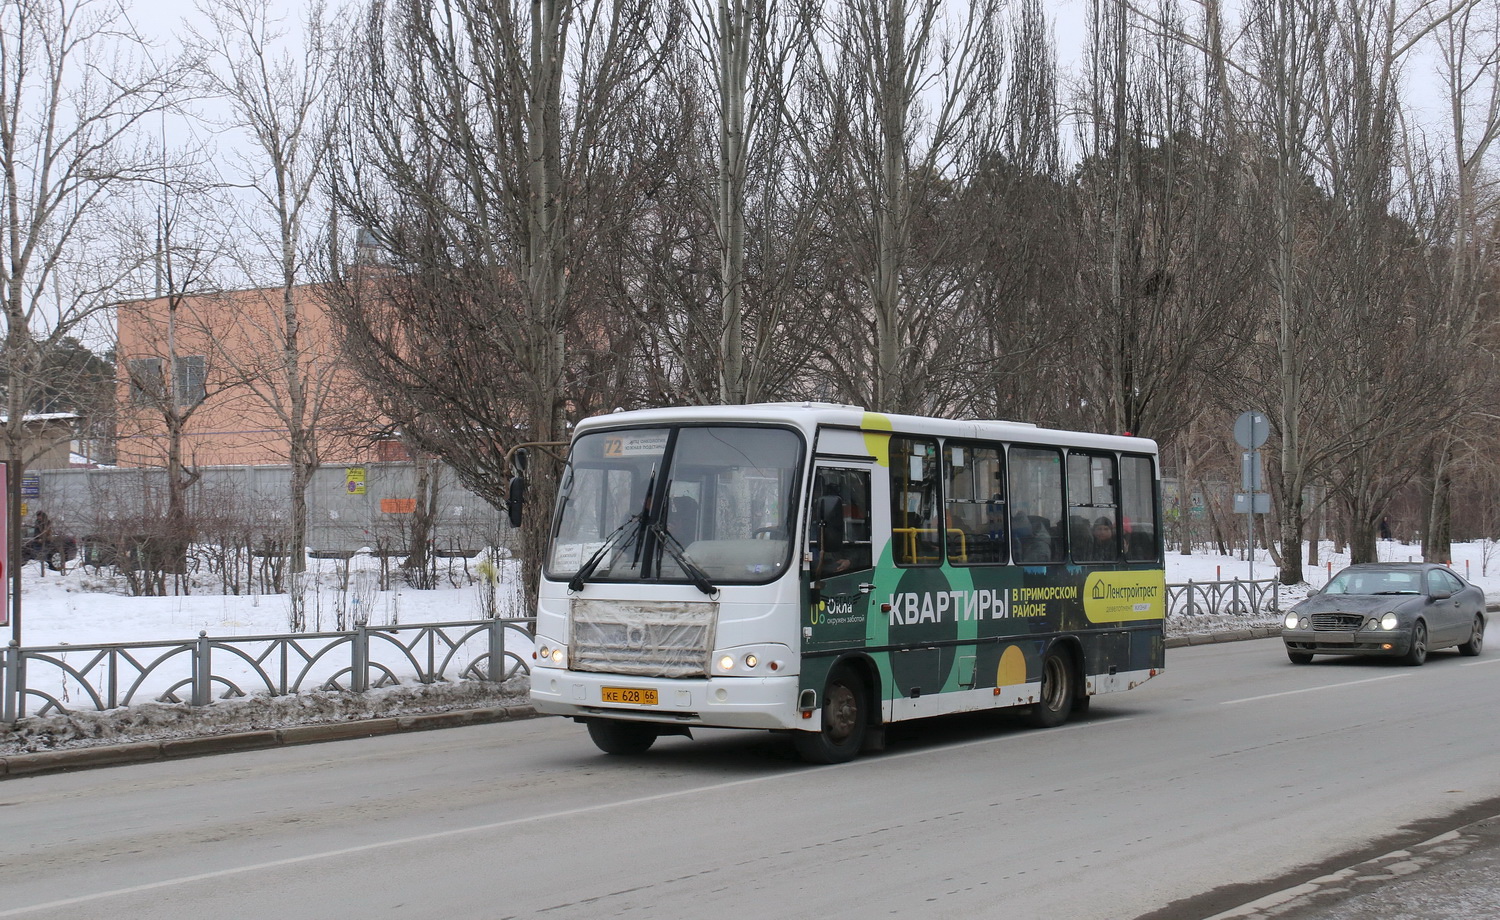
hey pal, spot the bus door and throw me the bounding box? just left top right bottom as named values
left=804, top=461, right=881, bottom=651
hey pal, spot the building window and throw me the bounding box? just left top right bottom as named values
left=128, top=358, right=164, bottom=405
left=174, top=355, right=206, bottom=407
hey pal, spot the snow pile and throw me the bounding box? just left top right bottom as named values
left=1, top=678, right=530, bottom=755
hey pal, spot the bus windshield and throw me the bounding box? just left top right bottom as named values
left=546, top=425, right=803, bottom=586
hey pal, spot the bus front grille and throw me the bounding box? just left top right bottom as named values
left=569, top=598, right=720, bottom=678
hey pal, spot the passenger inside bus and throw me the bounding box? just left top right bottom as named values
left=1012, top=511, right=1052, bottom=563
left=668, top=495, right=699, bottom=544
left=1091, top=516, right=1116, bottom=560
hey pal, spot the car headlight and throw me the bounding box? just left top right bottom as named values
left=1380, top=612, right=1398, bottom=630
left=1284, top=612, right=1300, bottom=629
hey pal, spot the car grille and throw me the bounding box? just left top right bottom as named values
left=1310, top=613, right=1366, bottom=631
left=569, top=598, right=719, bottom=678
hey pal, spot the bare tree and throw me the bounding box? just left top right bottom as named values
left=682, top=0, right=823, bottom=404
left=327, top=0, right=674, bottom=598
left=186, top=0, right=338, bottom=575
left=798, top=0, right=1006, bottom=413
left=112, top=172, right=233, bottom=593
left=1070, top=0, right=1260, bottom=443
left=1411, top=0, right=1500, bottom=561
left=0, top=0, right=179, bottom=637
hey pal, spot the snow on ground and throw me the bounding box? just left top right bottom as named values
left=1162, top=539, right=1500, bottom=635
left=3, top=540, right=1495, bottom=754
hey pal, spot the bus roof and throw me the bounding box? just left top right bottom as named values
left=571, top=403, right=1158, bottom=454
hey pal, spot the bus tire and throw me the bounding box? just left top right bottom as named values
left=793, top=667, right=868, bottom=764
left=585, top=719, right=658, bottom=755
left=1023, top=646, right=1075, bottom=729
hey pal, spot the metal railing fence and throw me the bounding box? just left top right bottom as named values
left=1166, top=578, right=1281, bottom=620
left=3, top=580, right=1276, bottom=723
left=2, top=617, right=534, bottom=722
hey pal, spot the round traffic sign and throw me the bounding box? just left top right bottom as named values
left=1234, top=411, right=1269, bottom=449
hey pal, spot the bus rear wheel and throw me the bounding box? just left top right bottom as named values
left=585, top=718, right=658, bottom=755
left=1023, top=647, right=1075, bottom=729
left=794, top=667, right=868, bottom=764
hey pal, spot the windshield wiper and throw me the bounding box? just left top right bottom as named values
left=651, top=521, right=717, bottom=596
left=568, top=514, right=641, bottom=592
left=572, top=468, right=657, bottom=591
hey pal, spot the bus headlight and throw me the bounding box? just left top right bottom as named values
left=712, top=644, right=790, bottom=675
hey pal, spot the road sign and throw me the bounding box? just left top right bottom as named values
left=1241, top=452, right=1262, bottom=491
left=1234, top=492, right=1271, bottom=514
left=1234, top=411, right=1269, bottom=449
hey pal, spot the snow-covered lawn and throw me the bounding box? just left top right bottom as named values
left=14, top=538, right=1493, bottom=648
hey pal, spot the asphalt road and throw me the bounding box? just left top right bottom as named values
left=1, top=637, right=1498, bottom=920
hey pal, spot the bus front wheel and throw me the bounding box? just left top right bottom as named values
left=585, top=718, right=658, bottom=755
left=794, top=667, right=868, bottom=764
left=1023, top=647, right=1075, bottom=729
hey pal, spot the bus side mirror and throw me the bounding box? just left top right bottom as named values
left=507, top=474, right=527, bottom=527
left=506, top=447, right=530, bottom=527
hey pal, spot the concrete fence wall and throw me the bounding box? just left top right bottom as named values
left=31, top=462, right=515, bottom=557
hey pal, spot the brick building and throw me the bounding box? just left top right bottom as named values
left=114, top=285, right=408, bottom=468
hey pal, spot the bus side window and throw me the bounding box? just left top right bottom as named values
left=944, top=442, right=1006, bottom=565
left=1119, top=455, right=1159, bottom=561
left=889, top=438, right=940, bottom=566
left=1008, top=447, right=1065, bottom=564
left=1068, top=452, right=1118, bottom=563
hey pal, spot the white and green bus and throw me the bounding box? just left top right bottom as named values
left=529, top=403, right=1165, bottom=763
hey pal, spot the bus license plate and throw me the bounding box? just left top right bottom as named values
left=601, top=686, right=658, bottom=705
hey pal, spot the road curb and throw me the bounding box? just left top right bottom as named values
left=1167, top=626, right=1280, bottom=648
left=0, top=703, right=541, bottom=779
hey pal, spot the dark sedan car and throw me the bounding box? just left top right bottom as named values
left=1282, top=562, right=1486, bottom=666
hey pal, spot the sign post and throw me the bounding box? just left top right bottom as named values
left=1233, top=412, right=1269, bottom=581
left=1, top=461, right=8, bottom=630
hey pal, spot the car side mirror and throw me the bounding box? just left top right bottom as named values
left=1430, top=587, right=1453, bottom=600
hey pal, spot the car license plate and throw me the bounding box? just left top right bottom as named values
left=601, top=686, right=658, bottom=705
left=1322, top=633, right=1354, bottom=644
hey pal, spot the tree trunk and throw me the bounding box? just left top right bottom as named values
left=1424, top=450, right=1453, bottom=563
left=402, top=455, right=437, bottom=588
left=1277, top=498, right=1305, bottom=586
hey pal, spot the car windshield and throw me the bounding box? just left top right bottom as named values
left=545, top=425, right=803, bottom=586
left=1324, top=569, right=1422, bottom=595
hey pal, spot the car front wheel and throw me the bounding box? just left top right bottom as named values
left=1401, top=621, right=1428, bottom=667
left=1287, top=649, right=1314, bottom=665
